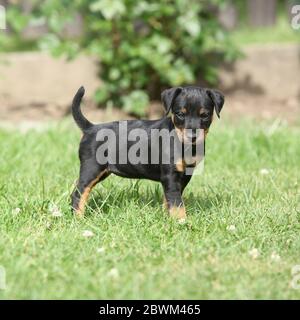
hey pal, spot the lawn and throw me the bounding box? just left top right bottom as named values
left=0, top=118, right=299, bottom=299
left=231, top=8, right=300, bottom=46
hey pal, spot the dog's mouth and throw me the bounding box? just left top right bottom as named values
left=186, top=138, right=198, bottom=145
left=173, top=126, right=206, bottom=145
left=183, top=137, right=202, bottom=145
left=183, top=129, right=205, bottom=145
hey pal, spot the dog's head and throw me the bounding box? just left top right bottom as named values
left=161, top=86, right=224, bottom=144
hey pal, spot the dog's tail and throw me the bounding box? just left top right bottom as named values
left=71, top=86, right=93, bottom=131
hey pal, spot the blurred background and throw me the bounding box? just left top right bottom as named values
left=0, top=0, right=299, bottom=127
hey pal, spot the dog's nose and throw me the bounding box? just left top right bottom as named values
left=186, top=129, right=197, bottom=142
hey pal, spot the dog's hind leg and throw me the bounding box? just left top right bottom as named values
left=71, top=162, right=109, bottom=217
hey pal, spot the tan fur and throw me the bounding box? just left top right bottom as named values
left=184, top=155, right=202, bottom=167
left=169, top=206, right=186, bottom=219
left=175, top=127, right=184, bottom=142
left=75, top=170, right=107, bottom=217
left=171, top=113, right=209, bottom=169
left=163, top=197, right=186, bottom=220
left=199, top=108, right=206, bottom=115
left=175, top=159, right=185, bottom=172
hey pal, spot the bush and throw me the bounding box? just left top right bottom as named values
left=3, top=0, right=239, bottom=115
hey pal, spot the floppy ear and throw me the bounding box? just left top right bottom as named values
left=207, top=89, right=225, bottom=118
left=161, top=87, right=183, bottom=115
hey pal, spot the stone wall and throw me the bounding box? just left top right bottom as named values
left=0, top=52, right=100, bottom=121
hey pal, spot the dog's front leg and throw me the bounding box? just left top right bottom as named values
left=161, top=174, right=186, bottom=221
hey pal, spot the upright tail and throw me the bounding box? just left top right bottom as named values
left=71, top=86, right=93, bottom=131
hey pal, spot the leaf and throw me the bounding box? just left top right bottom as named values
left=178, top=12, right=201, bottom=38
left=38, top=34, right=61, bottom=53
left=4, top=0, right=240, bottom=112
left=6, top=7, right=29, bottom=33
left=95, top=87, right=109, bottom=103
left=90, top=0, right=126, bottom=20
left=122, top=91, right=149, bottom=116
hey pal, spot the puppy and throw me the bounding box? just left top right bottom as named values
left=71, top=86, right=224, bottom=220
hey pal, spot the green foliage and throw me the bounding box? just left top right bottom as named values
left=0, top=5, right=37, bottom=52
left=2, top=0, right=240, bottom=114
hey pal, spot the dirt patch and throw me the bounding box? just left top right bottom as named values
left=0, top=98, right=131, bottom=123
left=223, top=92, right=299, bottom=123
left=219, top=43, right=300, bottom=124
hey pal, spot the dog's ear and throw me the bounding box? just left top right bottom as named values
left=207, top=89, right=225, bottom=118
left=161, top=87, right=183, bottom=115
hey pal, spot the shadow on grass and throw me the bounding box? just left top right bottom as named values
left=86, top=180, right=228, bottom=217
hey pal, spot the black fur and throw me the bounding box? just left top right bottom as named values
left=72, top=86, right=93, bottom=131
left=71, top=86, right=224, bottom=219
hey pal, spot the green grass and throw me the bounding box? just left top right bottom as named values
left=231, top=14, right=300, bottom=45
left=0, top=119, right=299, bottom=299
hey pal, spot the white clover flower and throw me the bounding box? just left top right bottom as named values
left=270, top=252, right=281, bottom=262
left=249, top=248, right=260, bottom=259
left=49, top=204, right=63, bottom=217
left=260, top=168, right=270, bottom=175
left=226, top=225, right=236, bottom=232
left=110, top=241, right=117, bottom=248
left=97, top=247, right=105, bottom=254
left=82, top=230, right=94, bottom=238
left=178, top=218, right=186, bottom=224
left=45, top=222, right=52, bottom=229
left=107, top=268, right=119, bottom=278
left=12, top=207, right=21, bottom=216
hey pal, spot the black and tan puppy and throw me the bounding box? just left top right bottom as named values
left=71, top=86, right=224, bottom=220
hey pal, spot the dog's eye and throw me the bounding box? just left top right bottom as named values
left=201, top=114, right=210, bottom=121
left=176, top=112, right=185, bottom=120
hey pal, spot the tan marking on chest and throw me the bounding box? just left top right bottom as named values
left=175, top=159, right=185, bottom=172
